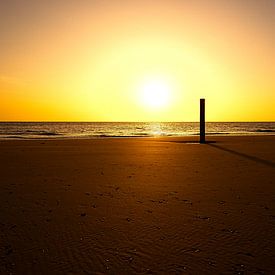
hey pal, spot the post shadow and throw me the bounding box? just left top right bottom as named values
left=207, top=143, right=275, bottom=168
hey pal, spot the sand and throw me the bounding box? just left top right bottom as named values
left=0, top=135, right=274, bottom=274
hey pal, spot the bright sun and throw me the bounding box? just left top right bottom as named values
left=140, top=79, right=171, bottom=109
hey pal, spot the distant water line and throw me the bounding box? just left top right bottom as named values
left=0, top=122, right=274, bottom=139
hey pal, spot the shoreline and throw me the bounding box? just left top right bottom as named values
left=1, top=122, right=274, bottom=141
left=0, top=133, right=275, bottom=141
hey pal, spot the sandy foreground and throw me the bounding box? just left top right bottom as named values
left=0, top=136, right=274, bottom=274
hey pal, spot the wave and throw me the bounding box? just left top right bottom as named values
left=0, top=122, right=275, bottom=140
left=36, top=132, right=60, bottom=136
left=95, top=134, right=152, bottom=138
left=0, top=130, right=60, bottom=136
left=2, top=135, right=26, bottom=139
left=255, top=129, right=275, bottom=133
left=193, top=132, right=230, bottom=135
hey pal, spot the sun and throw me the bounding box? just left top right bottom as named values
left=140, top=79, right=171, bottom=109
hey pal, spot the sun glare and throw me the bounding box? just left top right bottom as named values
left=140, top=79, right=171, bottom=109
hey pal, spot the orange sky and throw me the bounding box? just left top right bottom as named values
left=0, top=0, right=274, bottom=121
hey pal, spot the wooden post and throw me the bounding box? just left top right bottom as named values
left=200, top=98, right=205, bottom=143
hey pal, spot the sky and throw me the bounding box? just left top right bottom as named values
left=0, top=0, right=274, bottom=121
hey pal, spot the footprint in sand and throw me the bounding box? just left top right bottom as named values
left=237, top=252, right=254, bottom=257
left=182, top=199, right=193, bottom=205
left=4, top=245, right=13, bottom=256
left=196, top=215, right=210, bottom=220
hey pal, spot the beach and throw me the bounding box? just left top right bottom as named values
left=0, top=136, right=274, bottom=274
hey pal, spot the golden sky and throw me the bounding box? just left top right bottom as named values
left=0, top=0, right=274, bottom=121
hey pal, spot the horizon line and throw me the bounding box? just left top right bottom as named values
left=0, top=121, right=275, bottom=123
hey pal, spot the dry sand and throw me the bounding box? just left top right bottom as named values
left=0, top=136, right=274, bottom=274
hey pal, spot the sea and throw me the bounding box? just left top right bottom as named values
left=0, top=122, right=274, bottom=139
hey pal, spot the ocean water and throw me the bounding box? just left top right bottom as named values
left=0, top=122, right=274, bottom=139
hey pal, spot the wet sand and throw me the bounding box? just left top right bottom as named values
left=0, top=136, right=275, bottom=274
